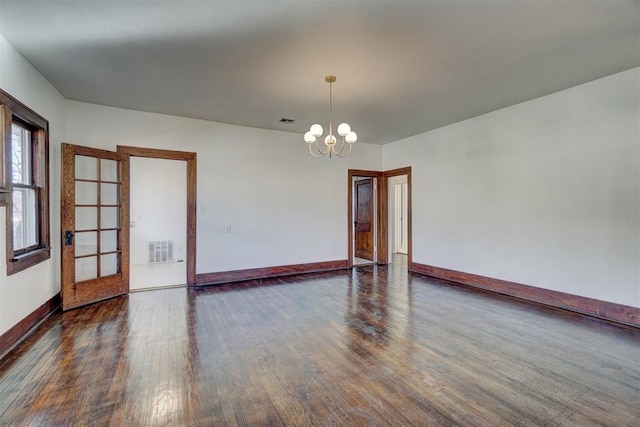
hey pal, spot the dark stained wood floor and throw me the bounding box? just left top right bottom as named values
left=1, top=256, right=639, bottom=426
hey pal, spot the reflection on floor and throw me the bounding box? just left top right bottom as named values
left=130, top=262, right=186, bottom=290
left=390, top=252, right=407, bottom=265
left=354, top=253, right=407, bottom=266
left=353, top=256, right=375, bottom=266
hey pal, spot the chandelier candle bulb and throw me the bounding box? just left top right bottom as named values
left=346, top=131, right=357, bottom=144
left=304, top=131, right=315, bottom=144
left=325, top=135, right=337, bottom=146
left=310, top=124, right=323, bottom=137
left=305, top=75, right=357, bottom=158
left=337, top=123, right=351, bottom=136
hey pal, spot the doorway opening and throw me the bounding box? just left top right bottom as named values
left=117, top=146, right=197, bottom=287
left=388, top=174, right=408, bottom=267
left=129, top=157, right=186, bottom=290
left=347, top=167, right=411, bottom=269
left=384, top=167, right=412, bottom=269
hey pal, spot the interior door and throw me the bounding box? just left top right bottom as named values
left=354, top=178, right=374, bottom=260
left=61, top=143, right=129, bottom=311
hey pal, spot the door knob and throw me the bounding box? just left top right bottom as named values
left=64, top=230, right=74, bottom=246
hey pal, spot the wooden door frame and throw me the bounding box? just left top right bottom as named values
left=384, top=167, right=412, bottom=269
left=348, top=169, right=384, bottom=267
left=117, top=146, right=197, bottom=286
left=347, top=167, right=412, bottom=269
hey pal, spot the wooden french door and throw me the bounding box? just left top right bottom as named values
left=61, top=143, right=129, bottom=311
left=354, top=178, right=374, bottom=260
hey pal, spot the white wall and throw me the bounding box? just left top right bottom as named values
left=65, top=101, right=383, bottom=273
left=129, top=157, right=187, bottom=289
left=384, top=68, right=640, bottom=308
left=0, top=34, right=66, bottom=336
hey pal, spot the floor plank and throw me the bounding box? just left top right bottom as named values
left=1, top=257, right=638, bottom=426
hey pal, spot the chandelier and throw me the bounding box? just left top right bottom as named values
left=304, top=75, right=357, bottom=158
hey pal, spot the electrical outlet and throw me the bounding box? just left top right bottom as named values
left=225, top=225, right=231, bottom=233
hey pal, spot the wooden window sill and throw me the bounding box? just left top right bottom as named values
left=8, top=247, right=51, bottom=275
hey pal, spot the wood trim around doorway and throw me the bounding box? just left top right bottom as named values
left=384, top=167, right=412, bottom=270
left=348, top=167, right=412, bottom=269
left=348, top=170, right=383, bottom=267
left=117, top=146, right=197, bottom=286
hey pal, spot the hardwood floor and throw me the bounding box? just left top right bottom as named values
left=1, top=258, right=639, bottom=426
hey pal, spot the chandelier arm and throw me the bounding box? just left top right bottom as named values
left=315, top=138, right=331, bottom=156
left=334, top=142, right=353, bottom=158
left=308, top=142, right=328, bottom=157
left=334, top=137, right=348, bottom=156
left=307, top=144, right=327, bottom=157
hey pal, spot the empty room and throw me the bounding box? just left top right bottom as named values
left=0, top=1, right=638, bottom=425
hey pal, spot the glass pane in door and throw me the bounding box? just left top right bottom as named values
left=100, top=230, right=118, bottom=253
left=75, top=231, right=97, bottom=257
left=100, top=183, right=118, bottom=205
left=76, top=256, right=97, bottom=282
left=100, top=207, right=119, bottom=229
left=101, top=253, right=118, bottom=276
left=75, top=156, right=97, bottom=180
left=100, top=159, right=118, bottom=182
left=76, top=207, right=97, bottom=230
left=75, top=181, right=97, bottom=205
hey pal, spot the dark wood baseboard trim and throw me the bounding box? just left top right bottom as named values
left=411, top=263, right=639, bottom=328
left=195, top=260, right=349, bottom=286
left=0, top=293, right=60, bottom=359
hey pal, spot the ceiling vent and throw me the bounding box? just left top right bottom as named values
left=279, top=118, right=295, bottom=124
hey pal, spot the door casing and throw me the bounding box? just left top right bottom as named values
left=117, top=146, right=197, bottom=286
left=347, top=167, right=412, bottom=269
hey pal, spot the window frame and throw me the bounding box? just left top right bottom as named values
left=11, top=119, right=41, bottom=255
left=0, top=88, right=50, bottom=275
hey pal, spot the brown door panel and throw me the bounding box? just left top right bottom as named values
left=61, top=143, right=129, bottom=311
left=354, top=178, right=374, bottom=261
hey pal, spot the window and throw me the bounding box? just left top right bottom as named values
left=0, top=89, right=50, bottom=274
left=12, top=123, right=38, bottom=253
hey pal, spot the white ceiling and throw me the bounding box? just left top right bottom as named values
left=0, top=1, right=638, bottom=145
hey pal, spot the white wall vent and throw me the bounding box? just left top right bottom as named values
left=148, top=240, right=174, bottom=263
